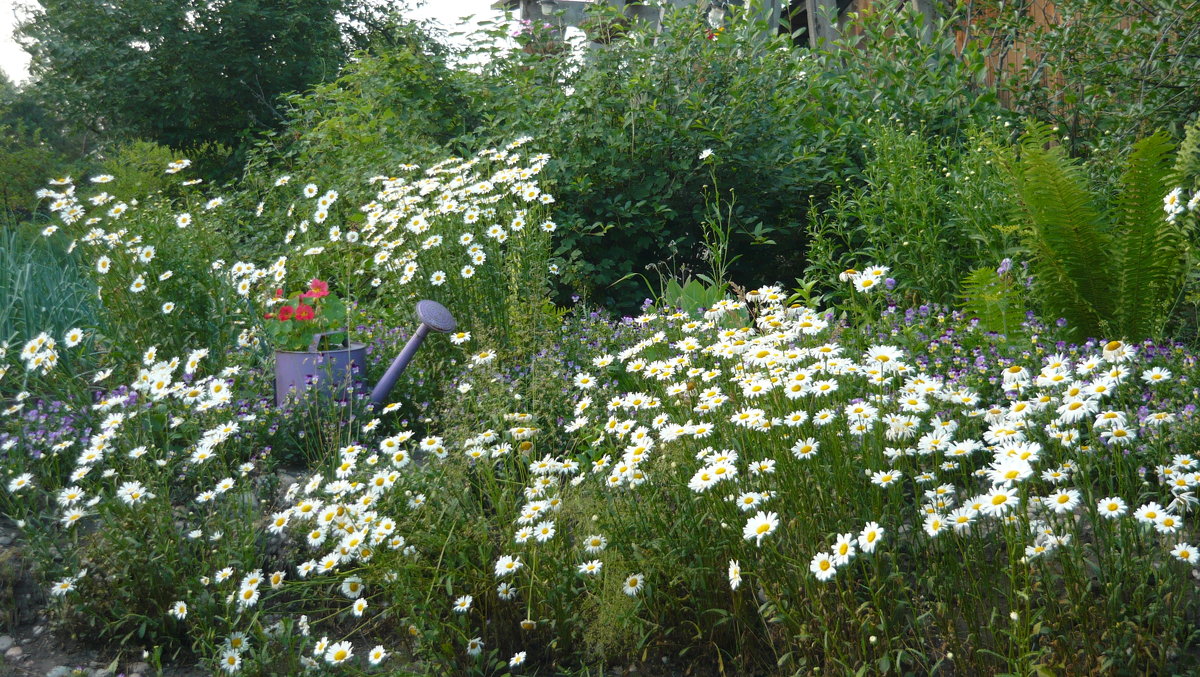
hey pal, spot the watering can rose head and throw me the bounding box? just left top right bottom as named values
left=262, top=278, right=348, bottom=351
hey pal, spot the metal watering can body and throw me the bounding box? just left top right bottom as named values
left=273, top=300, right=457, bottom=408
left=274, top=332, right=367, bottom=407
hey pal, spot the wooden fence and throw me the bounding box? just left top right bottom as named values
left=837, top=0, right=1144, bottom=107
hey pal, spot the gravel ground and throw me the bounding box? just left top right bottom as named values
left=0, top=519, right=205, bottom=677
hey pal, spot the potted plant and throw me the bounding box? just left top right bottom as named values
left=262, top=278, right=365, bottom=406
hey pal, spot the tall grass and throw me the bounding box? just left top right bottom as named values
left=0, top=224, right=97, bottom=355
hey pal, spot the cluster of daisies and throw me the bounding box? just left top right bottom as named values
left=2, top=141, right=572, bottom=673
left=257, top=404, right=664, bottom=670
left=537, top=269, right=1199, bottom=600
left=837, top=263, right=892, bottom=294
left=18, top=330, right=70, bottom=375
left=170, top=567, right=389, bottom=674
left=3, top=329, right=410, bottom=672
left=260, top=136, right=558, bottom=303
left=36, top=166, right=213, bottom=319
left=1163, top=186, right=1200, bottom=223
left=4, top=344, right=245, bottom=545
left=260, top=414, right=607, bottom=670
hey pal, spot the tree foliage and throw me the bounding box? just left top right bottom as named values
left=16, top=0, right=395, bottom=158
left=245, top=19, right=472, bottom=191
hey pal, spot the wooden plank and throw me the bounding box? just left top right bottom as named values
left=752, top=0, right=784, bottom=33
left=806, top=0, right=840, bottom=47
left=912, top=0, right=936, bottom=43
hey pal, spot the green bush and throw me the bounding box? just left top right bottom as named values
left=244, top=26, right=475, bottom=196
left=0, top=80, right=82, bottom=220
left=0, top=126, right=71, bottom=220
left=98, top=140, right=233, bottom=200
left=463, top=0, right=1003, bottom=309
left=804, top=120, right=1019, bottom=305
left=968, top=0, right=1200, bottom=153
left=477, top=9, right=838, bottom=308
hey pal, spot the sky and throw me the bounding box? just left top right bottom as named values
left=0, top=0, right=506, bottom=85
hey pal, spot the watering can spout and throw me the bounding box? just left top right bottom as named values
left=370, top=300, right=457, bottom=408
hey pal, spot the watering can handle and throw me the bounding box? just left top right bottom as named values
left=309, top=330, right=348, bottom=352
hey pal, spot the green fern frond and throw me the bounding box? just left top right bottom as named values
left=1012, top=123, right=1111, bottom=340
left=1010, top=123, right=1190, bottom=341
left=958, top=266, right=1023, bottom=335
left=1109, top=131, right=1181, bottom=339
left=1173, top=118, right=1200, bottom=186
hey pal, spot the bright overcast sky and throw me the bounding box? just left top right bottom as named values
left=0, top=0, right=506, bottom=85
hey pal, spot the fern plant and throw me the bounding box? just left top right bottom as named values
left=1164, top=119, right=1200, bottom=342
left=1175, top=118, right=1200, bottom=185
left=1009, top=124, right=1185, bottom=341
left=959, top=265, right=1024, bottom=335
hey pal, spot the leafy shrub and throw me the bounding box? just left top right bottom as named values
left=968, top=0, right=1200, bottom=153
left=337, top=6, right=841, bottom=310
left=0, top=125, right=70, bottom=220
left=98, top=140, right=233, bottom=199
left=470, top=0, right=1003, bottom=309
left=243, top=25, right=475, bottom=211
left=805, top=120, right=1019, bottom=305
left=819, top=0, right=1002, bottom=142
left=0, top=80, right=82, bottom=220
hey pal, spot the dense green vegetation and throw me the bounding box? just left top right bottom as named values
left=2, top=0, right=1200, bottom=674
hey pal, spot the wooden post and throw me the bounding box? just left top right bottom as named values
left=912, top=0, right=937, bottom=43
left=750, top=0, right=783, bottom=33
left=806, top=0, right=839, bottom=48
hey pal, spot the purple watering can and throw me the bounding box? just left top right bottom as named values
left=273, top=300, right=456, bottom=408
left=274, top=331, right=367, bottom=407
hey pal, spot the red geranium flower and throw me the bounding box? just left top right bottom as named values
left=295, top=303, right=316, bottom=321
left=301, top=278, right=330, bottom=299
left=277, top=305, right=295, bottom=321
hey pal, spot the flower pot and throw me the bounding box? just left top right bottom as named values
left=274, top=332, right=366, bottom=406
